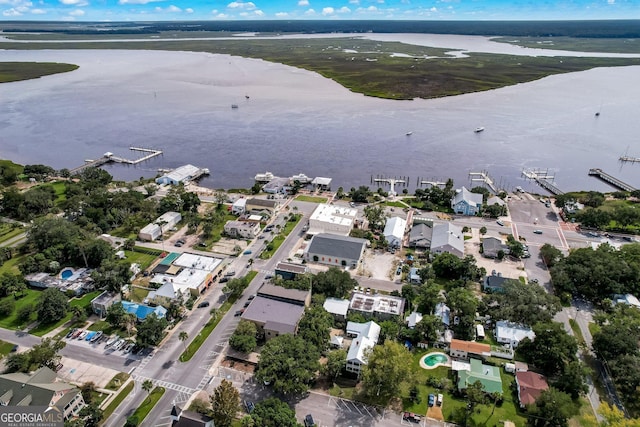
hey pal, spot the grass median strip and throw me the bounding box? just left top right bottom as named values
left=128, top=386, right=165, bottom=426
left=101, top=381, right=134, bottom=424
left=260, top=214, right=301, bottom=259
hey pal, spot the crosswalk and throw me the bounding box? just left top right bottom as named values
left=131, top=374, right=195, bottom=395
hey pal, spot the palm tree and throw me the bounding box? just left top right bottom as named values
left=178, top=331, right=189, bottom=355
left=141, top=380, right=153, bottom=402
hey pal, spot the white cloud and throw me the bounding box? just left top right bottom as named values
left=348, top=0, right=358, bottom=3
left=31, top=7, right=45, bottom=12
left=59, top=0, right=88, bottom=5
left=337, top=6, right=350, bottom=13
left=297, top=0, right=308, bottom=5
left=321, top=6, right=333, bottom=15
left=254, top=9, right=263, bottom=15
left=185, top=7, right=192, bottom=12
left=69, top=8, right=84, bottom=15
left=304, top=7, right=315, bottom=15
left=154, top=4, right=181, bottom=12
left=608, top=0, right=615, bottom=3
left=214, top=12, right=228, bottom=17
left=275, top=11, right=288, bottom=16
left=430, top=6, right=437, bottom=12
left=2, top=7, right=22, bottom=15
left=227, top=1, right=255, bottom=9
left=210, top=8, right=217, bottom=13
left=118, top=0, right=162, bottom=5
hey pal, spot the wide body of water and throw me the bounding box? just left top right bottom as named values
left=2, top=33, right=640, bottom=194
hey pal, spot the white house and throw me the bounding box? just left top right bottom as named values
left=406, top=312, right=423, bottom=329
left=138, top=211, right=182, bottom=241
left=224, top=220, right=261, bottom=239
left=323, top=297, right=351, bottom=321
left=307, top=203, right=358, bottom=236
left=231, top=198, right=247, bottom=215
left=495, top=320, right=536, bottom=348
left=451, top=187, right=483, bottom=216
left=383, top=216, right=407, bottom=248
left=155, top=164, right=208, bottom=185
left=345, top=321, right=380, bottom=376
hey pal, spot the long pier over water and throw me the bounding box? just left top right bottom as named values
left=70, top=147, right=163, bottom=174
left=588, top=168, right=636, bottom=192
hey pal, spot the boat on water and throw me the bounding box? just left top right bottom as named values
left=406, top=131, right=413, bottom=136
left=595, top=112, right=600, bottom=117
left=474, top=127, right=485, bottom=133
left=231, top=104, right=239, bottom=109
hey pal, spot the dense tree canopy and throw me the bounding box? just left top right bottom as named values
left=483, top=282, right=561, bottom=327
left=5, top=338, right=65, bottom=373
left=361, top=340, right=412, bottom=399
left=517, top=322, right=578, bottom=377
left=248, top=398, right=301, bottom=427
left=313, top=267, right=358, bottom=298
left=432, top=253, right=484, bottom=282
left=527, top=388, right=579, bottom=427
left=36, top=288, right=69, bottom=324
left=210, top=380, right=240, bottom=427
left=135, top=313, right=168, bottom=348
left=256, top=334, right=319, bottom=395
left=297, top=305, right=333, bottom=352
left=229, top=320, right=258, bottom=353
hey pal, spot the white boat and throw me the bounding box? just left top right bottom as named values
left=231, top=104, right=238, bottom=109
left=474, top=127, right=485, bottom=133
left=406, top=131, right=413, bottom=136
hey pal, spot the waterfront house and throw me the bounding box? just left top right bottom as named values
left=451, top=187, right=483, bottom=216
left=245, top=198, right=280, bottom=218
left=155, top=164, right=207, bottom=186
left=408, top=223, right=433, bottom=249
left=383, top=216, right=407, bottom=248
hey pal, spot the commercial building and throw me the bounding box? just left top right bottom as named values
left=495, top=320, right=535, bottom=348
left=155, top=164, right=209, bottom=186
left=304, top=233, right=367, bottom=268
left=307, top=203, right=358, bottom=236
left=0, top=367, right=85, bottom=420
left=274, top=262, right=309, bottom=280
left=224, top=220, right=261, bottom=239
left=91, top=291, right=121, bottom=317
left=149, top=253, right=223, bottom=304
left=349, top=292, right=405, bottom=319
left=345, top=321, right=380, bottom=376
left=383, top=216, right=407, bottom=248
left=138, top=211, right=182, bottom=241
left=451, top=187, right=483, bottom=216
left=323, top=297, right=351, bottom=321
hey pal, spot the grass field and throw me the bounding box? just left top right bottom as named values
left=106, top=373, right=131, bottom=391
left=29, top=290, right=101, bottom=336
left=102, top=381, right=134, bottom=421
left=2, top=37, right=639, bottom=100
left=0, top=62, right=79, bottom=83
left=126, top=248, right=162, bottom=271
left=0, top=288, right=42, bottom=330
left=129, top=386, right=165, bottom=426
left=295, top=195, right=328, bottom=203
left=0, top=223, right=24, bottom=245
left=0, top=253, right=26, bottom=276
left=0, top=339, right=16, bottom=357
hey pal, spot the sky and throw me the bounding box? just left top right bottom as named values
left=1, top=0, right=638, bottom=22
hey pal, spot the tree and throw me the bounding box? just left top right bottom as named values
left=517, top=322, right=578, bottom=376
left=249, top=397, right=301, bottom=427
left=91, top=258, right=131, bottom=294
left=136, top=313, right=168, bottom=348
left=351, top=186, right=371, bottom=203
left=447, top=287, right=479, bottom=340
left=16, top=304, right=34, bottom=324
left=483, top=282, right=561, bottom=326
left=555, top=360, right=589, bottom=399
left=324, top=349, right=347, bottom=380
left=256, top=335, right=320, bottom=395
left=297, top=305, right=333, bottom=352
left=223, top=276, right=249, bottom=299
left=36, top=287, right=69, bottom=324
left=106, top=302, right=127, bottom=329
left=5, top=337, right=65, bottom=373
left=527, top=388, right=578, bottom=427
left=142, top=380, right=154, bottom=402
left=361, top=340, right=412, bottom=399
left=0, top=298, right=15, bottom=316
left=415, top=281, right=443, bottom=314
left=379, top=319, right=401, bottom=342
left=229, top=320, right=258, bottom=353
left=539, top=243, right=563, bottom=267
left=313, top=268, right=358, bottom=298
left=178, top=331, right=189, bottom=354
left=80, top=381, right=97, bottom=404
left=593, top=323, right=640, bottom=362
left=210, top=379, right=241, bottom=427
left=363, top=205, right=386, bottom=231
left=71, top=305, right=87, bottom=325
left=414, top=314, right=441, bottom=344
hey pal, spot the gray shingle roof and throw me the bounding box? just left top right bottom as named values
left=307, top=233, right=367, bottom=260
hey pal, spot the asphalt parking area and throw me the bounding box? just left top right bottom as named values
left=56, top=358, right=120, bottom=388
left=327, top=396, right=384, bottom=420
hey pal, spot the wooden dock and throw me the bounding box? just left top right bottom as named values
left=588, top=168, right=636, bottom=192
left=468, top=170, right=499, bottom=193
left=70, top=147, right=163, bottom=175
left=619, top=156, right=640, bottom=164
left=521, top=169, right=564, bottom=195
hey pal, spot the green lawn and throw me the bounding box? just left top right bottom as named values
left=128, top=386, right=165, bottom=426
left=102, top=381, right=134, bottom=421
left=106, top=373, right=131, bottom=391
left=259, top=214, right=301, bottom=259
left=384, top=200, right=410, bottom=208
left=130, top=286, right=150, bottom=303
left=0, top=339, right=16, bottom=356
left=88, top=320, right=131, bottom=339
left=0, top=223, right=24, bottom=245
left=0, top=253, right=27, bottom=275
left=295, top=195, right=328, bottom=203
left=29, top=290, right=101, bottom=336
left=0, top=288, right=42, bottom=330
left=126, top=248, right=162, bottom=271
left=569, top=319, right=586, bottom=348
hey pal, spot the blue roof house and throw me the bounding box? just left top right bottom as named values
left=451, top=187, right=483, bottom=216
left=120, top=301, right=167, bottom=322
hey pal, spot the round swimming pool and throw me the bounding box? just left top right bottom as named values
left=419, top=352, right=450, bottom=369
left=60, top=268, right=74, bottom=280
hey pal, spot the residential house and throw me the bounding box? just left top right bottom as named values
left=613, top=293, right=640, bottom=309
left=155, top=164, right=207, bottom=186
left=0, top=367, right=85, bottom=420
left=406, top=312, right=423, bottom=329
left=304, top=233, right=367, bottom=269
left=434, top=302, right=451, bottom=327
left=262, top=177, right=291, bottom=194
left=483, top=270, right=517, bottom=293
left=98, top=233, right=124, bottom=249
left=495, top=320, right=535, bottom=348
left=431, top=222, right=465, bottom=258
left=349, top=292, right=405, bottom=320
left=245, top=198, right=279, bottom=218
left=120, top=301, right=167, bottom=322
left=138, top=211, right=182, bottom=241
left=449, top=339, right=491, bottom=360
left=274, top=262, right=309, bottom=280
left=487, top=196, right=506, bottom=207
left=515, top=371, right=549, bottom=408
left=307, top=203, right=358, bottom=236
left=25, top=268, right=93, bottom=296
left=345, top=321, right=381, bottom=376
left=311, top=176, right=332, bottom=191
left=408, top=223, right=433, bottom=249
left=224, top=220, right=261, bottom=239
left=171, top=404, right=214, bottom=427
left=231, top=198, right=247, bottom=215
left=451, top=187, right=483, bottom=216
left=323, top=297, right=351, bottom=321
left=91, top=291, right=121, bottom=318
left=482, top=237, right=509, bottom=259
left=457, top=358, right=503, bottom=395
left=384, top=216, right=407, bottom=248
left=408, top=267, right=422, bottom=284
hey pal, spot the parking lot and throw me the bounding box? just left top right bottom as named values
left=62, top=327, right=147, bottom=360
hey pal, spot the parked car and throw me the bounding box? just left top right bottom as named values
left=248, top=294, right=256, bottom=300
left=123, top=343, right=135, bottom=353
left=264, top=274, right=273, bottom=280
left=533, top=230, right=543, bottom=234
left=174, top=242, right=183, bottom=247
left=243, top=301, right=251, bottom=308
left=91, top=331, right=103, bottom=342
left=219, top=277, right=229, bottom=283
left=77, top=331, right=88, bottom=340
left=66, top=328, right=77, bottom=339
left=234, top=310, right=243, bottom=317
left=177, top=238, right=186, bottom=244
left=225, top=271, right=236, bottom=277
left=10, top=345, right=18, bottom=353
left=71, top=329, right=83, bottom=339
left=244, top=400, right=255, bottom=414
left=243, top=250, right=252, bottom=255
left=496, top=220, right=504, bottom=226
left=304, top=414, right=315, bottom=427
left=197, top=301, right=210, bottom=308
left=437, top=394, right=443, bottom=406
left=428, top=394, right=436, bottom=407
left=403, top=412, right=421, bottom=423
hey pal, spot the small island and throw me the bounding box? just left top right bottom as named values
left=0, top=62, right=79, bottom=84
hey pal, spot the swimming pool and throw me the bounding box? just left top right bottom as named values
left=420, top=352, right=450, bottom=369
left=60, top=268, right=74, bottom=280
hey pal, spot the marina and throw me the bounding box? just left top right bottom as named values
left=468, top=170, right=500, bottom=193
left=522, top=169, right=564, bottom=195
left=588, top=168, right=636, bottom=192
